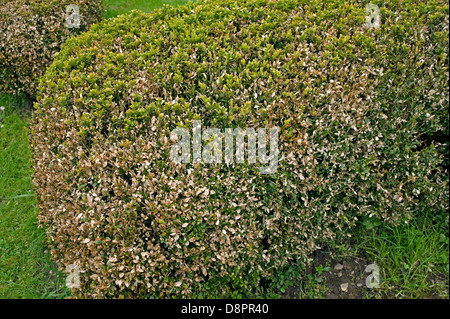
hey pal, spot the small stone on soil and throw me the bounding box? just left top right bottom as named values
left=340, top=283, right=349, bottom=292
left=334, top=263, right=344, bottom=271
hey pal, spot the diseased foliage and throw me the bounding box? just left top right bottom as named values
left=0, top=0, right=103, bottom=97
left=30, top=0, right=448, bottom=298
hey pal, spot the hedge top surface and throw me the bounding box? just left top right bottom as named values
left=31, top=0, right=448, bottom=298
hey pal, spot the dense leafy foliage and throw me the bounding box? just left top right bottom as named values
left=0, top=0, right=103, bottom=97
left=31, top=0, right=448, bottom=298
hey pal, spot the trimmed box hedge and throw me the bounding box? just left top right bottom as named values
left=31, top=0, right=448, bottom=298
left=0, top=0, right=103, bottom=98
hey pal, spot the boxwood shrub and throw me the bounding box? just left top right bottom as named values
left=0, top=0, right=103, bottom=98
left=30, top=0, right=448, bottom=298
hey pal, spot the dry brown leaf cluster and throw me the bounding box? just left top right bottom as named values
left=0, top=0, right=103, bottom=98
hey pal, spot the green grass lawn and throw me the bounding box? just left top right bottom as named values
left=0, top=0, right=448, bottom=299
left=359, top=216, right=449, bottom=298
left=0, top=95, right=69, bottom=298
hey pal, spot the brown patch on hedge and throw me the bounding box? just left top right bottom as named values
left=0, top=0, right=103, bottom=98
